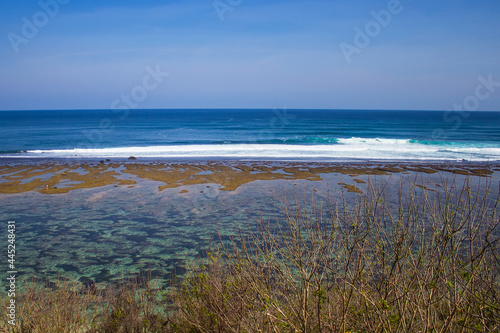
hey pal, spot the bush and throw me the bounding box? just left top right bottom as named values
left=167, top=176, right=500, bottom=332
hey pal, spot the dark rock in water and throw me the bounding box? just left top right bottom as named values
left=100, top=160, right=105, bottom=164
left=80, top=277, right=96, bottom=291
left=106, top=159, right=111, bottom=162
left=129, top=156, right=137, bottom=160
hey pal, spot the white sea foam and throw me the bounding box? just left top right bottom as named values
left=8, top=138, right=500, bottom=161
left=337, top=137, right=413, bottom=145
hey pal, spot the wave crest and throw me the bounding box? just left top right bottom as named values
left=1, top=141, right=496, bottom=161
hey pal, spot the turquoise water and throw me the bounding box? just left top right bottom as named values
left=0, top=109, right=499, bottom=161
left=1, top=168, right=498, bottom=289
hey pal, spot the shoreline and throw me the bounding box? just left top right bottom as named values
left=2, top=156, right=500, bottom=166
left=1, top=155, right=500, bottom=165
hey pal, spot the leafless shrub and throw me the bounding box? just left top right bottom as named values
left=168, top=176, right=500, bottom=332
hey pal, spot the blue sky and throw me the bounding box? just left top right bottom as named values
left=0, top=0, right=499, bottom=110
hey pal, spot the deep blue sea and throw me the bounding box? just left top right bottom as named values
left=1, top=109, right=499, bottom=161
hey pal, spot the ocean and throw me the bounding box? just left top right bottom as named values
left=1, top=109, right=500, bottom=162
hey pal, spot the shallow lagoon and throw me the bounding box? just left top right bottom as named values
left=1, top=161, right=498, bottom=291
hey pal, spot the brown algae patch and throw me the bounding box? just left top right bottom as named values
left=375, top=167, right=405, bottom=173
left=469, top=168, right=494, bottom=176
left=432, top=166, right=492, bottom=177
left=403, top=166, right=438, bottom=174
left=0, top=162, right=497, bottom=194
left=308, top=166, right=395, bottom=176
left=447, top=169, right=471, bottom=176
left=123, top=163, right=322, bottom=191
left=415, top=184, right=436, bottom=192
left=338, top=182, right=363, bottom=193
left=0, top=164, right=135, bottom=194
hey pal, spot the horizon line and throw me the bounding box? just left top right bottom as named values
left=1, top=108, right=500, bottom=112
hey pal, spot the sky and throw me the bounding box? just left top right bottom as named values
left=0, top=0, right=499, bottom=111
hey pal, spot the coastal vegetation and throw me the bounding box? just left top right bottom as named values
left=2, top=176, right=499, bottom=332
